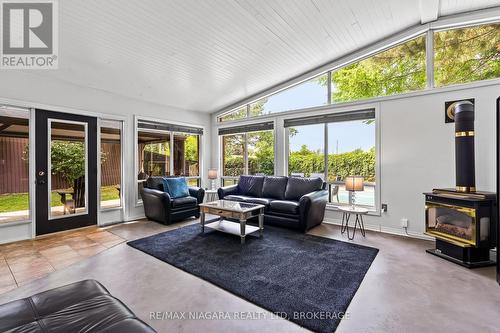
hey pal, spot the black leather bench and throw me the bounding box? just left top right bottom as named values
left=0, top=279, right=156, bottom=332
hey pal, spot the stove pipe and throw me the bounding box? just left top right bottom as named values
left=451, top=101, right=475, bottom=192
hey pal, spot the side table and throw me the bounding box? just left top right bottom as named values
left=338, top=206, right=368, bottom=240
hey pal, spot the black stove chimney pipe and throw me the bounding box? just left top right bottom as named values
left=452, top=101, right=475, bottom=192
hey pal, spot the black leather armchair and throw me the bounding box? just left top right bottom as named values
left=218, top=175, right=328, bottom=232
left=141, top=176, right=205, bottom=225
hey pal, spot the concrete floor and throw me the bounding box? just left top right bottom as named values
left=0, top=219, right=499, bottom=333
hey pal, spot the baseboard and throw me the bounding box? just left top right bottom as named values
left=322, top=218, right=434, bottom=241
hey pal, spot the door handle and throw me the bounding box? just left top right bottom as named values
left=37, top=171, right=46, bottom=184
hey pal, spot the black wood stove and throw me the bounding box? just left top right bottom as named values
left=424, top=101, right=497, bottom=268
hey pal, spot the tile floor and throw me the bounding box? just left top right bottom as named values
left=0, top=226, right=125, bottom=294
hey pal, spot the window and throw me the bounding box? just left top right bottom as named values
left=220, top=122, right=274, bottom=185
left=247, top=131, right=274, bottom=175
left=434, top=23, right=500, bottom=87
left=0, top=107, right=30, bottom=224
left=136, top=119, right=202, bottom=201
left=287, top=124, right=325, bottom=177
left=222, top=134, right=245, bottom=184
left=285, top=110, right=376, bottom=209
left=174, top=133, right=200, bottom=186
left=331, top=35, right=426, bottom=103
left=100, top=120, right=122, bottom=210
left=218, top=75, right=327, bottom=122
left=327, top=120, right=375, bottom=207
left=219, top=106, right=247, bottom=122
left=250, top=74, right=328, bottom=116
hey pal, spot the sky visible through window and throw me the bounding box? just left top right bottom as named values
left=269, top=82, right=374, bottom=152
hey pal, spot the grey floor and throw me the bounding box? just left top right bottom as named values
left=0, top=218, right=499, bottom=333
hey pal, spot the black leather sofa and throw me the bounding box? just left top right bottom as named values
left=218, top=175, right=328, bottom=232
left=0, top=279, right=156, bottom=332
left=141, top=176, right=205, bottom=224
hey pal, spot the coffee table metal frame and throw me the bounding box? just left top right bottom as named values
left=199, top=200, right=265, bottom=244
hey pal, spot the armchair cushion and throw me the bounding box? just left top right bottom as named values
left=146, top=177, right=164, bottom=191
left=269, top=200, right=300, bottom=214
left=284, top=177, right=324, bottom=201
left=262, top=176, right=288, bottom=200
left=171, top=196, right=197, bottom=208
left=237, top=175, right=264, bottom=197
left=163, top=177, right=189, bottom=199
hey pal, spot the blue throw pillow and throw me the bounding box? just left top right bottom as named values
left=162, top=177, right=190, bottom=199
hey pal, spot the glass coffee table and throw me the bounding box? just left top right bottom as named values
left=199, top=200, right=265, bottom=244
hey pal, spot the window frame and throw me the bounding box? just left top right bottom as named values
left=98, top=119, right=124, bottom=212
left=0, top=106, right=33, bottom=226
left=218, top=120, right=277, bottom=186
left=216, top=17, right=500, bottom=122
left=284, top=107, right=380, bottom=213
left=134, top=116, right=203, bottom=205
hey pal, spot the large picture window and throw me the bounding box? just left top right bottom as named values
left=220, top=122, right=274, bottom=186
left=286, top=110, right=376, bottom=209
left=136, top=119, right=202, bottom=202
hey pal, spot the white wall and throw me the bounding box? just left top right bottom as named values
left=211, top=81, right=500, bottom=239
left=0, top=71, right=211, bottom=244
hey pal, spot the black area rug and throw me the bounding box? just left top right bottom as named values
left=128, top=224, right=378, bottom=333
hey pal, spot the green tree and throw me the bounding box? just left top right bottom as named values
left=434, top=23, right=500, bottom=86
left=50, top=141, right=86, bottom=184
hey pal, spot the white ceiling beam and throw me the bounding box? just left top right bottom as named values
left=419, top=0, right=440, bottom=24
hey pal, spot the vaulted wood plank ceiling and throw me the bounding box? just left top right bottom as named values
left=43, top=0, right=500, bottom=113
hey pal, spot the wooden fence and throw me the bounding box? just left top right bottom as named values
left=0, top=137, right=121, bottom=195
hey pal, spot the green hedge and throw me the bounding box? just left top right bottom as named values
left=224, top=148, right=375, bottom=181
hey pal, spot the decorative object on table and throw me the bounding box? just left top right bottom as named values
left=338, top=205, right=368, bottom=240
left=128, top=223, right=378, bottom=333
left=199, top=200, right=265, bottom=244
left=424, top=100, right=497, bottom=268
left=217, top=175, right=328, bottom=232
left=0, top=280, right=156, bottom=333
left=208, top=168, right=218, bottom=190
left=141, top=176, right=205, bottom=225
left=345, top=175, right=364, bottom=208
left=204, top=189, right=218, bottom=202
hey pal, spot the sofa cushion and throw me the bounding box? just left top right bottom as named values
left=237, top=175, right=264, bottom=197
left=244, top=197, right=274, bottom=206
left=171, top=196, right=197, bottom=208
left=262, top=176, right=288, bottom=200
left=269, top=200, right=300, bottom=214
left=284, top=177, right=324, bottom=201
left=163, top=177, right=189, bottom=199
left=224, top=194, right=251, bottom=202
left=146, top=176, right=164, bottom=191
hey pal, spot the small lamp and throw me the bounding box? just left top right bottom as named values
left=208, top=169, right=218, bottom=190
left=345, top=176, right=364, bottom=209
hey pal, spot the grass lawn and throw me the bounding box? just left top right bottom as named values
left=0, top=186, right=120, bottom=213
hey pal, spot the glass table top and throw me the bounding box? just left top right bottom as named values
left=200, top=200, right=264, bottom=213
